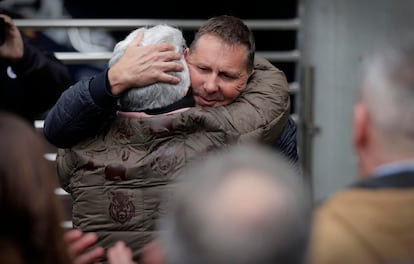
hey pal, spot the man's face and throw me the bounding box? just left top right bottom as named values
left=185, top=34, right=253, bottom=107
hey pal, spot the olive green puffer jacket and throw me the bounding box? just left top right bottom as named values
left=57, top=56, right=290, bottom=262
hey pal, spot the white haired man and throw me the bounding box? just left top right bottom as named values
left=108, top=25, right=190, bottom=113
left=47, top=16, right=294, bottom=262
left=309, top=37, right=414, bottom=264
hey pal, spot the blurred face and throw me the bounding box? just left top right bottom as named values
left=185, top=34, right=253, bottom=107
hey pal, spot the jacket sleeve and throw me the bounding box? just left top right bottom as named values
left=212, top=55, right=290, bottom=144
left=274, top=116, right=299, bottom=164
left=43, top=70, right=118, bottom=148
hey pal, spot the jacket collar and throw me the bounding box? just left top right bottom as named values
left=352, top=170, right=414, bottom=189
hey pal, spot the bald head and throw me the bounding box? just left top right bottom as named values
left=158, top=143, right=311, bottom=264
left=209, top=169, right=287, bottom=228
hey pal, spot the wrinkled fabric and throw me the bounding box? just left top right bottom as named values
left=57, top=56, right=291, bottom=261
left=59, top=108, right=239, bottom=260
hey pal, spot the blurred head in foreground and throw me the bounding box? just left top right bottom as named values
left=0, top=111, right=71, bottom=264
left=145, top=143, right=312, bottom=264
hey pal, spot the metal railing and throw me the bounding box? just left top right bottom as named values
left=14, top=18, right=300, bottom=30
left=15, top=18, right=301, bottom=64
left=52, top=50, right=300, bottom=64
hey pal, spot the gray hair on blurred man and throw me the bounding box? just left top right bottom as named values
left=108, top=24, right=190, bottom=112
left=137, top=143, right=312, bottom=264
left=309, top=36, right=414, bottom=264
left=356, top=36, right=414, bottom=177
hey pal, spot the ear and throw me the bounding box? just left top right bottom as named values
left=140, top=240, right=164, bottom=264
left=184, top=48, right=189, bottom=60
left=353, top=102, right=369, bottom=152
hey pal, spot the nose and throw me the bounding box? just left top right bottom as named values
left=204, top=74, right=219, bottom=94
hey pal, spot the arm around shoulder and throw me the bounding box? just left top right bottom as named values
left=218, top=55, right=290, bottom=143
left=43, top=70, right=118, bottom=148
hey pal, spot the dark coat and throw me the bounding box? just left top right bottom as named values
left=0, top=41, right=70, bottom=124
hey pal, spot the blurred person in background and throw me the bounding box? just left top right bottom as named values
left=0, top=13, right=71, bottom=125
left=309, top=35, right=414, bottom=264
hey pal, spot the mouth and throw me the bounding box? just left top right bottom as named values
left=196, top=96, right=218, bottom=107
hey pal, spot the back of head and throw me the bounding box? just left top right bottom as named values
left=360, top=35, right=414, bottom=153
left=109, top=25, right=190, bottom=111
left=0, top=112, right=71, bottom=264
left=190, top=15, right=256, bottom=73
left=159, top=143, right=312, bottom=264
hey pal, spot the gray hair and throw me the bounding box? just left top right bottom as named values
left=108, top=25, right=190, bottom=111
left=158, top=143, right=312, bottom=264
left=360, top=36, right=414, bottom=141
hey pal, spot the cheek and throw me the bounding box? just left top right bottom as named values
left=189, top=68, right=201, bottom=86
left=221, top=84, right=245, bottom=102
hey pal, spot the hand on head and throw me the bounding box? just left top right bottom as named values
left=108, top=31, right=184, bottom=96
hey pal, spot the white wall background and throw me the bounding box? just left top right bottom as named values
left=299, top=0, right=414, bottom=202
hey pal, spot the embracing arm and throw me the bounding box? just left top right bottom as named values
left=216, top=56, right=290, bottom=143
left=43, top=71, right=118, bottom=148
left=44, top=31, right=183, bottom=148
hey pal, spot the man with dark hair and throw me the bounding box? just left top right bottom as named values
left=45, top=15, right=295, bottom=262
left=44, top=15, right=291, bottom=152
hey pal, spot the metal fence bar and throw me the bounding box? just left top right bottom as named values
left=256, top=50, right=301, bottom=62
left=54, top=52, right=111, bottom=64
left=14, top=18, right=300, bottom=30
left=53, top=50, right=300, bottom=64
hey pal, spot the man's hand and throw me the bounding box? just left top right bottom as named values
left=0, top=14, right=24, bottom=61
left=108, top=31, right=184, bottom=96
left=64, top=229, right=105, bottom=264
left=107, top=241, right=137, bottom=264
